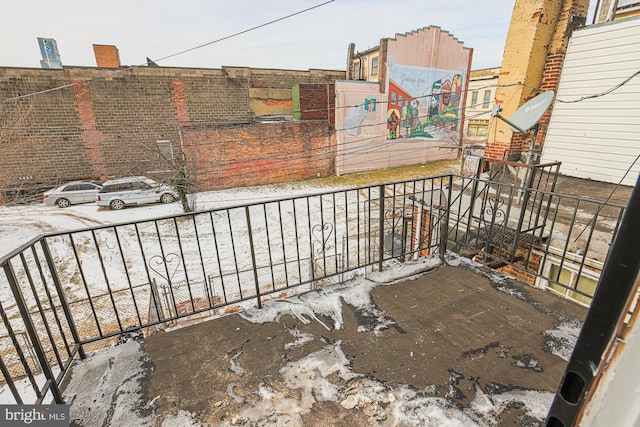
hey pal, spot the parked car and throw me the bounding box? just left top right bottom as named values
left=96, top=176, right=178, bottom=210
left=43, top=181, right=103, bottom=208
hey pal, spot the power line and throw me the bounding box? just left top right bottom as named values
left=1, top=79, right=509, bottom=132
left=555, top=69, right=640, bottom=103
left=1, top=0, right=336, bottom=103
left=151, top=1, right=335, bottom=64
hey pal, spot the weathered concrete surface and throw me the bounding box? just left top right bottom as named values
left=142, top=264, right=587, bottom=425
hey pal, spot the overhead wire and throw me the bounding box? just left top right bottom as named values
left=19, top=59, right=634, bottom=186
left=2, top=66, right=501, bottom=189
left=0, top=82, right=508, bottom=132
left=1, top=0, right=336, bottom=103
left=555, top=69, right=640, bottom=103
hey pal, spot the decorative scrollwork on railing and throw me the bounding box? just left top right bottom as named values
left=483, top=196, right=506, bottom=225
left=148, top=253, right=181, bottom=285
left=312, top=222, right=334, bottom=254
left=385, top=208, right=404, bottom=231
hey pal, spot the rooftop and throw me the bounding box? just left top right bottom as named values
left=62, top=254, right=587, bottom=426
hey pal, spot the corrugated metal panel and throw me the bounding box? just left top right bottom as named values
left=542, top=17, right=640, bottom=186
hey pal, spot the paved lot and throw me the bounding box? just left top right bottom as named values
left=142, top=260, right=587, bottom=426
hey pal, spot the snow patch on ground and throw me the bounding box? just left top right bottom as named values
left=160, top=410, right=202, bottom=427
left=63, top=341, right=156, bottom=427
left=367, top=256, right=443, bottom=283
left=221, top=341, right=554, bottom=426
left=240, top=256, right=442, bottom=332
left=543, top=318, right=583, bottom=361
left=57, top=257, right=562, bottom=426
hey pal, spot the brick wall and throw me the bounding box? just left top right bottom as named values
left=182, top=121, right=335, bottom=191
left=498, top=250, right=542, bottom=286
left=0, top=66, right=344, bottom=201
left=295, top=84, right=335, bottom=125
left=534, top=0, right=588, bottom=149
left=411, top=206, right=433, bottom=258
left=484, top=0, right=589, bottom=160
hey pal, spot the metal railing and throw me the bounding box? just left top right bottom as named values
left=0, top=173, right=625, bottom=405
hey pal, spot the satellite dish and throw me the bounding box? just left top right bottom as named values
left=491, top=90, right=555, bottom=133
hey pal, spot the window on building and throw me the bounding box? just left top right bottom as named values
left=371, top=57, right=379, bottom=76
left=398, top=95, right=403, bottom=106
left=353, top=61, right=361, bottom=80
left=471, top=91, right=478, bottom=107
left=467, top=119, right=489, bottom=136
left=482, top=90, right=492, bottom=108
left=391, top=92, right=396, bottom=105
left=156, top=140, right=174, bottom=169
left=546, top=262, right=599, bottom=305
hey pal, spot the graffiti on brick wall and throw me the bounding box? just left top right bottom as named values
left=386, top=63, right=463, bottom=141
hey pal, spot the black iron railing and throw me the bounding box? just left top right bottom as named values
left=0, top=173, right=626, bottom=404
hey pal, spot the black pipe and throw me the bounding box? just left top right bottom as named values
left=546, top=174, right=640, bottom=426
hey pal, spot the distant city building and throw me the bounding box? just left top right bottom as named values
left=462, top=67, right=500, bottom=144
left=593, top=0, right=640, bottom=22
left=339, top=26, right=472, bottom=175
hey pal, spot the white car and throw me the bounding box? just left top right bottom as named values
left=96, top=176, right=178, bottom=210
left=43, top=181, right=103, bottom=208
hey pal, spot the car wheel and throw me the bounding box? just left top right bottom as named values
left=110, top=199, right=125, bottom=210
left=56, top=198, right=71, bottom=208
left=160, top=193, right=175, bottom=204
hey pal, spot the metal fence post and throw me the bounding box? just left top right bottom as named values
left=3, top=262, right=64, bottom=403
left=440, top=176, right=452, bottom=262
left=378, top=184, right=386, bottom=272
left=41, top=240, right=86, bottom=360
left=245, top=206, right=262, bottom=308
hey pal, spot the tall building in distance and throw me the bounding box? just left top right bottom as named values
left=462, top=67, right=500, bottom=145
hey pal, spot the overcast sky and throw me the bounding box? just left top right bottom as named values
left=1, top=0, right=596, bottom=72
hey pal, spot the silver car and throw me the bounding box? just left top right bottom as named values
left=96, top=176, right=178, bottom=210
left=43, top=181, right=103, bottom=208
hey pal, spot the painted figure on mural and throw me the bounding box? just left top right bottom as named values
left=440, top=78, right=452, bottom=113
left=410, top=99, right=421, bottom=131
left=387, top=110, right=400, bottom=139
left=400, top=102, right=409, bottom=134
left=429, top=80, right=441, bottom=119
left=451, top=74, right=462, bottom=107
left=364, top=98, right=377, bottom=113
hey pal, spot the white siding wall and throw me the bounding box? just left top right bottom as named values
left=541, top=17, right=640, bottom=187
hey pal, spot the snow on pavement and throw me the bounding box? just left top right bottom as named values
left=58, top=256, right=570, bottom=426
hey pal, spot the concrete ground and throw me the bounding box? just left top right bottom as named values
left=140, top=258, right=587, bottom=426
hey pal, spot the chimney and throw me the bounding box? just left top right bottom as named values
left=93, top=44, right=121, bottom=68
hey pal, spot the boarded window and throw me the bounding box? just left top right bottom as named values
left=156, top=140, right=174, bottom=169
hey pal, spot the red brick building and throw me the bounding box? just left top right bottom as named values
left=0, top=66, right=343, bottom=201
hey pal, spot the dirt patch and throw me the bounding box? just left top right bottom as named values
left=280, top=159, right=460, bottom=189
left=142, top=264, right=586, bottom=425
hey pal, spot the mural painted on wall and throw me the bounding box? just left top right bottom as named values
left=386, top=63, right=463, bottom=140
left=344, top=96, right=380, bottom=136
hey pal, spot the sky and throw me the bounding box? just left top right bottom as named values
left=1, top=0, right=523, bottom=72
